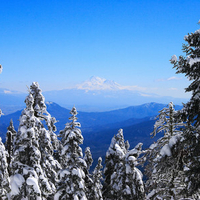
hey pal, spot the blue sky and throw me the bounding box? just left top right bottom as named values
left=0, top=0, right=200, bottom=98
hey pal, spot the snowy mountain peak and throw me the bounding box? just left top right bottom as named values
left=76, top=76, right=121, bottom=91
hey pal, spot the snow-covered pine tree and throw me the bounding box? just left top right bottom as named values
left=55, top=106, right=87, bottom=200
left=145, top=102, right=185, bottom=199
left=5, top=119, right=17, bottom=175
left=83, top=147, right=94, bottom=199
left=171, top=23, right=200, bottom=197
left=84, top=147, right=93, bottom=171
left=30, top=82, right=59, bottom=149
left=10, top=93, right=52, bottom=199
left=0, top=137, right=11, bottom=199
left=29, top=82, right=61, bottom=198
left=110, top=143, right=145, bottom=200
left=103, top=129, right=127, bottom=199
left=90, top=157, right=103, bottom=200
left=0, top=64, right=10, bottom=199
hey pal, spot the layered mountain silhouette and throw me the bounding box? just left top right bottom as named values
left=0, top=102, right=182, bottom=164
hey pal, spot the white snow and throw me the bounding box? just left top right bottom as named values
left=72, top=168, right=83, bottom=178
left=26, top=176, right=41, bottom=194
left=170, top=55, right=177, bottom=63
left=115, top=143, right=125, bottom=158
left=187, top=56, right=200, bottom=66
left=169, top=135, right=180, bottom=148
left=10, top=174, right=25, bottom=196
left=59, top=169, right=70, bottom=179
left=160, top=144, right=172, bottom=157
left=149, top=143, right=157, bottom=149
left=74, top=195, right=79, bottom=200
left=54, top=191, right=62, bottom=200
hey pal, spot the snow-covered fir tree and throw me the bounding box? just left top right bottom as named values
left=30, top=82, right=61, bottom=197
left=171, top=23, right=200, bottom=197
left=103, top=129, right=127, bottom=199
left=110, top=143, right=145, bottom=200
left=0, top=64, right=11, bottom=199
left=84, top=147, right=93, bottom=171
left=103, top=129, right=145, bottom=200
left=10, top=93, right=53, bottom=199
left=5, top=119, right=17, bottom=175
left=55, top=106, right=87, bottom=200
left=90, top=157, right=103, bottom=200
left=145, top=102, right=185, bottom=199
left=83, top=147, right=94, bottom=200
left=30, top=82, right=59, bottom=150
left=0, top=137, right=11, bottom=200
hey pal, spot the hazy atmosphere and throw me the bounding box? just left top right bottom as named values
left=1, top=1, right=200, bottom=199
left=1, top=0, right=200, bottom=100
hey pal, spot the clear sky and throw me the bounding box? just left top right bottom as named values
left=0, top=0, right=200, bottom=98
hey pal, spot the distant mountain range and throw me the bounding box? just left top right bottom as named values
left=0, top=102, right=183, bottom=164
left=0, top=76, right=188, bottom=114
left=43, top=76, right=188, bottom=111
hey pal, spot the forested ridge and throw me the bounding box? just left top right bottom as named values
left=1, top=24, right=200, bottom=200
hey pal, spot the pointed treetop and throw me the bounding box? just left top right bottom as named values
left=24, top=93, right=34, bottom=108
left=70, top=106, right=78, bottom=116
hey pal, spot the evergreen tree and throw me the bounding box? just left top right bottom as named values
left=30, top=82, right=59, bottom=150
left=5, top=119, right=17, bottom=175
left=83, top=147, right=94, bottom=200
left=103, top=129, right=127, bottom=199
left=84, top=147, right=93, bottom=171
left=0, top=65, right=11, bottom=199
left=103, top=129, right=145, bottom=200
left=55, top=106, right=87, bottom=200
left=145, top=102, right=185, bottom=199
left=110, top=143, right=145, bottom=200
left=0, top=137, right=11, bottom=199
left=171, top=23, right=200, bottom=197
left=90, top=157, right=103, bottom=200
left=30, top=82, right=61, bottom=197
left=10, top=93, right=52, bottom=199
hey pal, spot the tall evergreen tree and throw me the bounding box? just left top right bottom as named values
left=171, top=23, right=200, bottom=197
left=30, top=82, right=61, bottom=197
left=84, top=147, right=93, bottom=171
left=90, top=157, right=103, bottom=200
left=103, top=129, right=145, bottom=200
left=10, top=93, right=52, bottom=199
left=110, top=143, right=145, bottom=200
left=5, top=119, right=17, bottom=175
left=55, top=106, right=87, bottom=200
left=0, top=65, right=10, bottom=199
left=83, top=147, right=94, bottom=200
left=30, top=82, right=59, bottom=150
left=103, top=129, right=127, bottom=199
left=145, top=102, right=185, bottom=199
left=0, top=138, right=11, bottom=199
